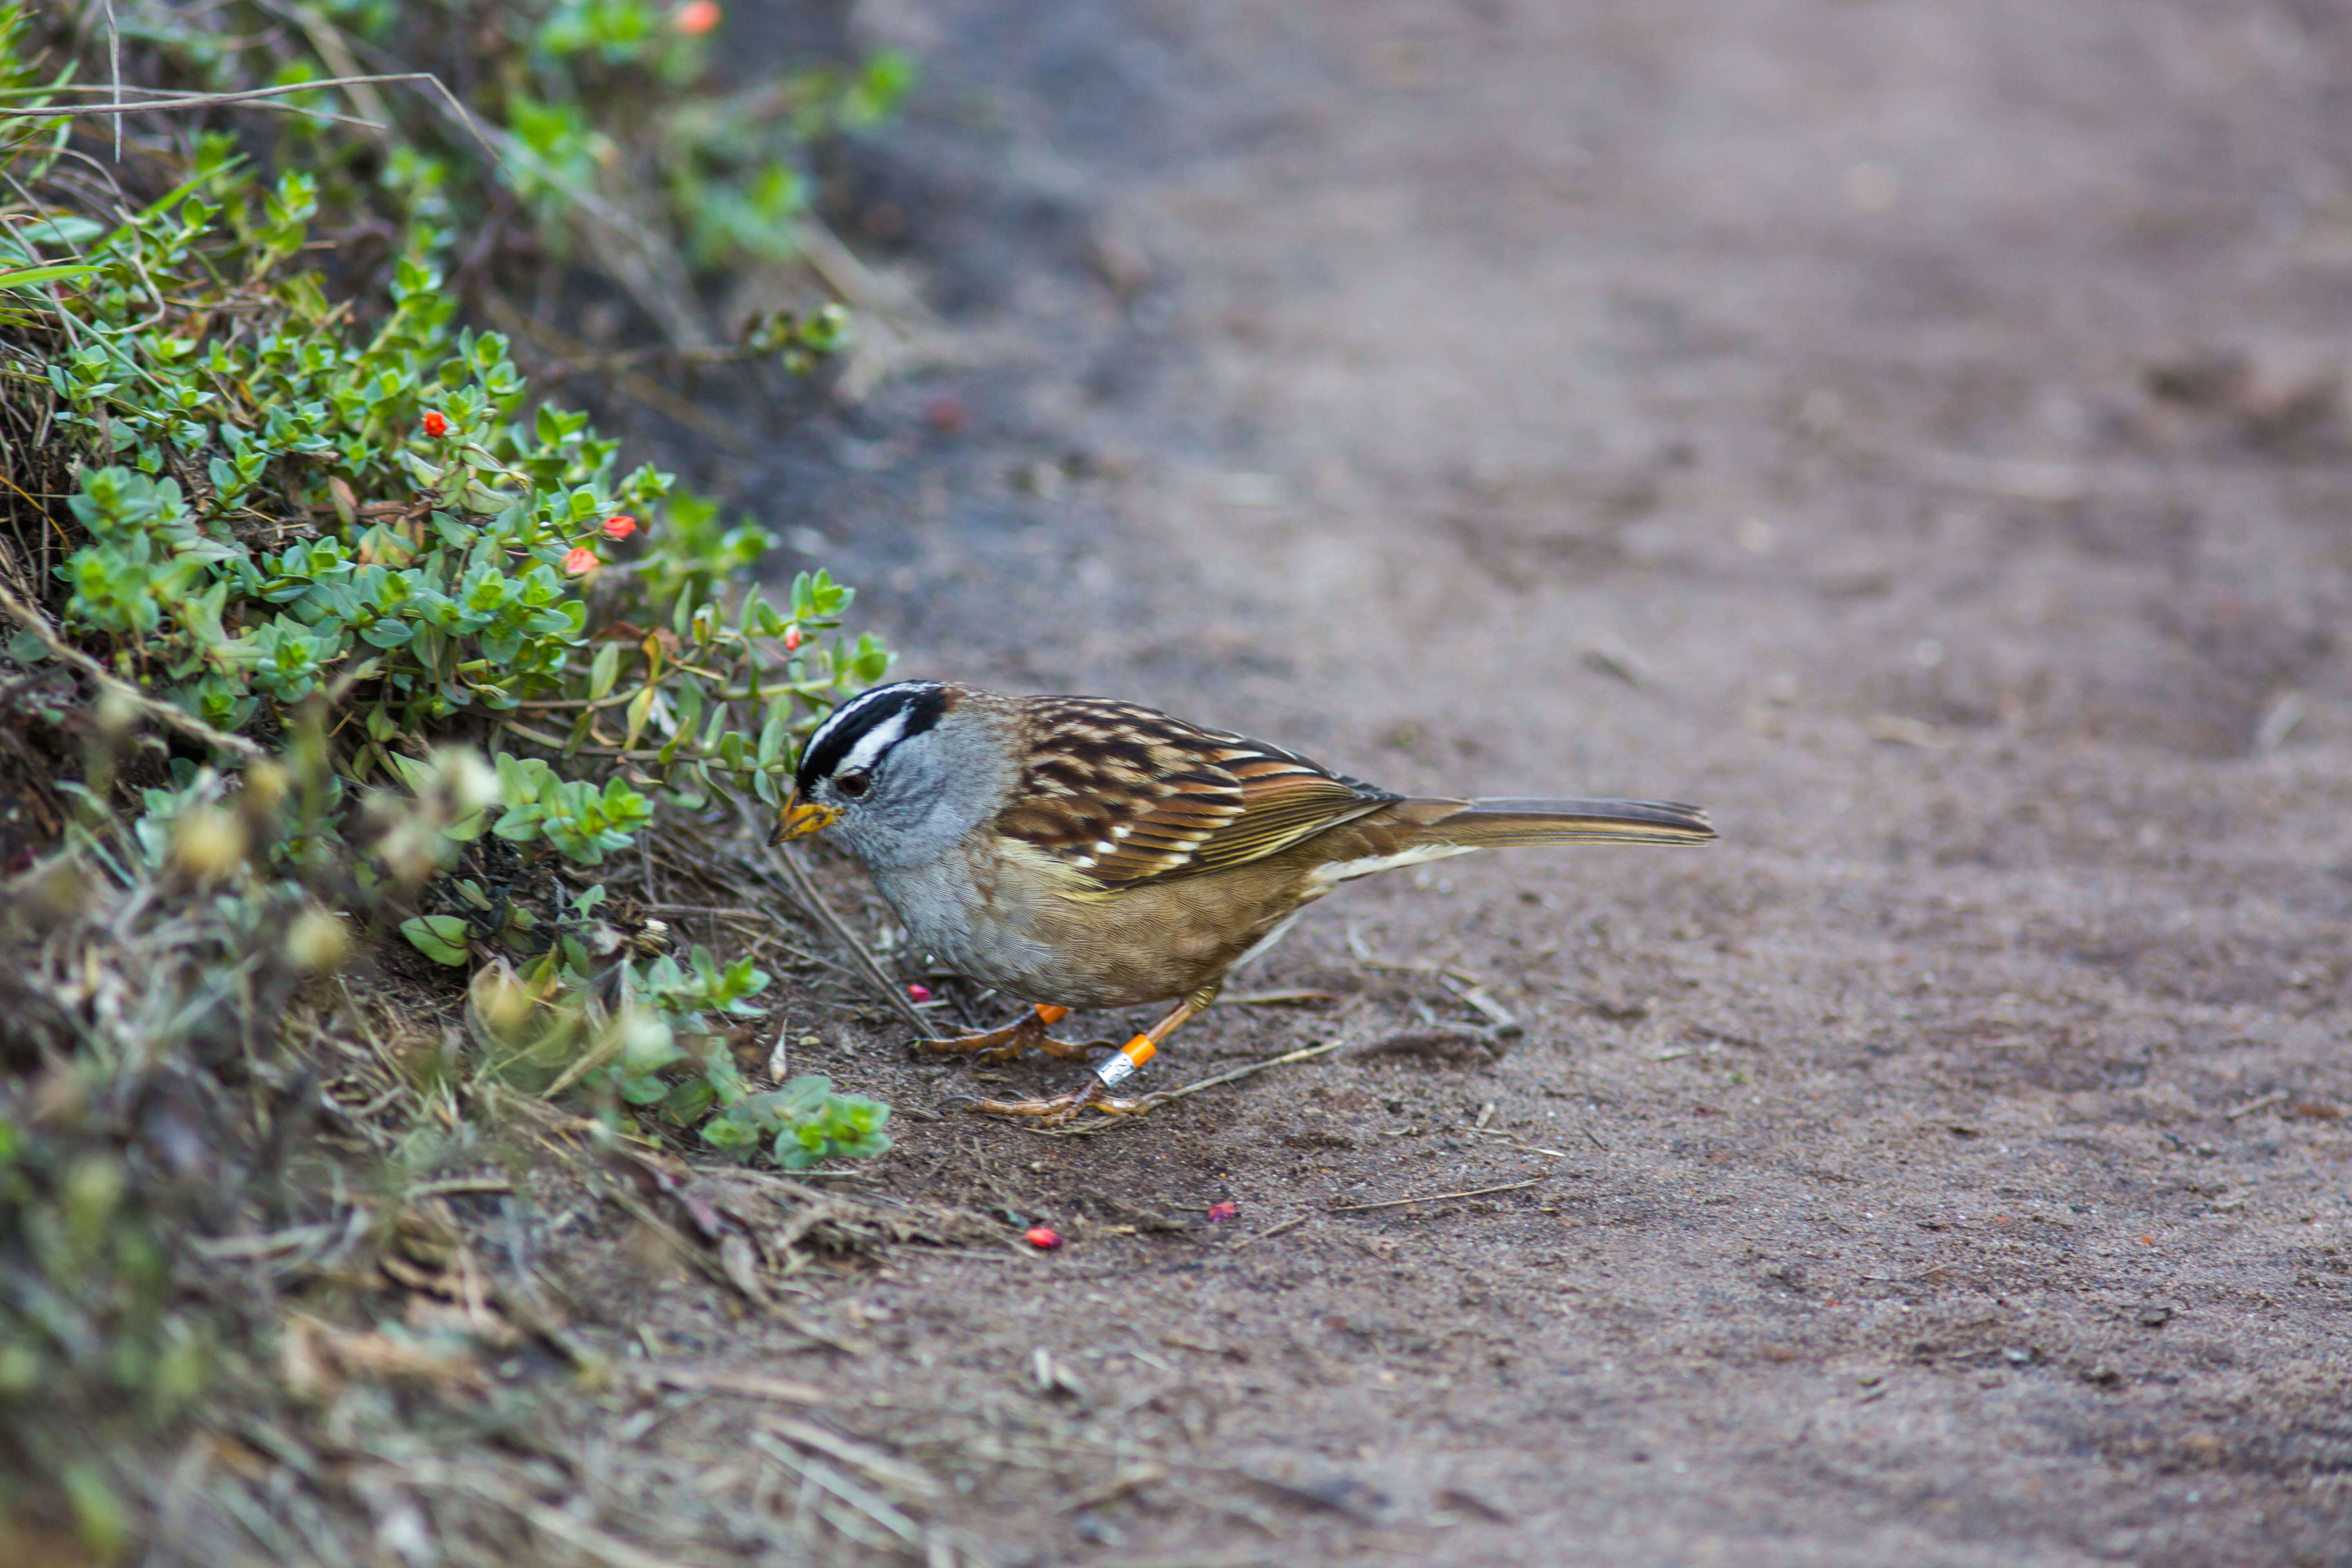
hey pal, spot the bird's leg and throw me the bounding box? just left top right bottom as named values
left=964, top=985, right=1221, bottom=1125
left=915, top=1004, right=1116, bottom=1063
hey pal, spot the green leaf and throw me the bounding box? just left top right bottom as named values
left=700, top=1116, right=757, bottom=1152
left=0, top=262, right=98, bottom=292
left=617, top=1074, right=671, bottom=1105
left=16, top=216, right=106, bottom=248
left=622, top=683, right=655, bottom=752
left=666, top=1076, right=717, bottom=1124
left=589, top=640, right=621, bottom=700
left=399, top=914, right=473, bottom=966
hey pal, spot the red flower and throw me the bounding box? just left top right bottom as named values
left=603, top=514, right=637, bottom=541
left=906, top=983, right=932, bottom=1003
left=562, top=545, right=599, bottom=575
left=674, top=0, right=721, bottom=35
left=1207, top=1200, right=1238, bottom=1223
left=783, top=625, right=803, bottom=652
left=421, top=410, right=449, bottom=437
left=1023, top=1226, right=1062, bottom=1250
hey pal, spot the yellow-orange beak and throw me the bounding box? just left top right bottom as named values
left=769, top=789, right=841, bottom=845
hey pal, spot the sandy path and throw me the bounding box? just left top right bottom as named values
left=667, top=3, right=2352, bottom=1562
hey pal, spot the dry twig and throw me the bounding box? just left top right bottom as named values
left=734, top=800, right=930, bottom=1034
left=1033, top=1012, right=1379, bottom=1138
left=1327, top=1176, right=1548, bottom=1214
left=0, top=568, right=267, bottom=762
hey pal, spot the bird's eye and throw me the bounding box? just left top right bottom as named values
left=835, top=770, right=871, bottom=799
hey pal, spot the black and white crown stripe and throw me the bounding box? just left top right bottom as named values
left=795, top=681, right=947, bottom=794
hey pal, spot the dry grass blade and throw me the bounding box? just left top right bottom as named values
left=628, top=1365, right=827, bottom=1405
left=1060, top=1463, right=1168, bottom=1513
left=0, top=75, right=421, bottom=109
left=1441, top=975, right=1522, bottom=1034
left=0, top=74, right=425, bottom=129
left=187, top=1221, right=339, bottom=1261
left=762, top=1415, right=944, bottom=1500
left=2225, top=1090, right=2288, bottom=1120
left=10, top=58, right=705, bottom=349
left=406, top=1175, right=512, bottom=1198
left=1232, top=1214, right=1313, bottom=1249
left=1033, top=1011, right=1379, bottom=1137
left=420, top=1470, right=700, bottom=1568
left=514, top=1502, right=702, bottom=1568
left=1151, top=1020, right=1376, bottom=1104
left=1465, top=1126, right=1572, bottom=1157
left=1326, top=1176, right=1548, bottom=1214
left=748, top=1429, right=925, bottom=1546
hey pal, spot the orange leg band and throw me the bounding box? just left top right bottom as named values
left=1093, top=1034, right=1156, bottom=1088
left=1034, top=1004, right=1070, bottom=1026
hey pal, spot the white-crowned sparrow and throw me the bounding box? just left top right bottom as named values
left=773, top=680, right=1713, bottom=1121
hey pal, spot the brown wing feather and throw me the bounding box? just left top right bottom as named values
left=994, top=697, right=1396, bottom=887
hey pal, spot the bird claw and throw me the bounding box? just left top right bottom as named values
left=915, top=1011, right=1116, bottom=1063
left=960, top=1081, right=1167, bottom=1126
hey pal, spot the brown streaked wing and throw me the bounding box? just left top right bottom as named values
left=996, top=698, right=1395, bottom=886
left=1183, top=740, right=1392, bottom=874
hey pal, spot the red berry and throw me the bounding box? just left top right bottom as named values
left=906, top=983, right=932, bottom=1003
left=603, top=514, right=637, bottom=541
left=562, top=545, right=599, bottom=575
left=674, top=0, right=720, bottom=35
left=1207, top=1200, right=1238, bottom=1223
left=421, top=411, right=449, bottom=437
left=923, top=393, right=969, bottom=434
left=783, top=625, right=803, bottom=652
left=1024, top=1226, right=1062, bottom=1250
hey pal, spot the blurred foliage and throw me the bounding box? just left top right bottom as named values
left=62, top=0, right=913, bottom=319
left=0, top=731, right=384, bottom=1560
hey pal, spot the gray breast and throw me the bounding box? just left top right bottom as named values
left=866, top=851, right=1062, bottom=1000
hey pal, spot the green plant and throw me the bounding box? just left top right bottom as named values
left=0, top=6, right=924, bottom=1559
left=1, top=7, right=900, bottom=1167
left=456, top=928, right=889, bottom=1171
left=33, top=171, right=877, bottom=800
left=44, top=1, right=914, bottom=337
left=708, top=1076, right=893, bottom=1169
left=630, top=953, right=889, bottom=1169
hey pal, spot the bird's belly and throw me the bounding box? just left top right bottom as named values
left=869, top=857, right=1316, bottom=1010
left=1018, top=868, right=1320, bottom=1008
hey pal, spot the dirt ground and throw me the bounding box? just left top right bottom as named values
left=577, top=3, right=2352, bottom=1564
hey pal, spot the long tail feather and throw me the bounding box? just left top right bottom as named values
left=1433, top=796, right=1715, bottom=848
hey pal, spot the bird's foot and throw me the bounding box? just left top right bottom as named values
left=915, top=1004, right=1115, bottom=1064
left=958, top=1034, right=1167, bottom=1125
left=960, top=1079, right=1168, bottom=1127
